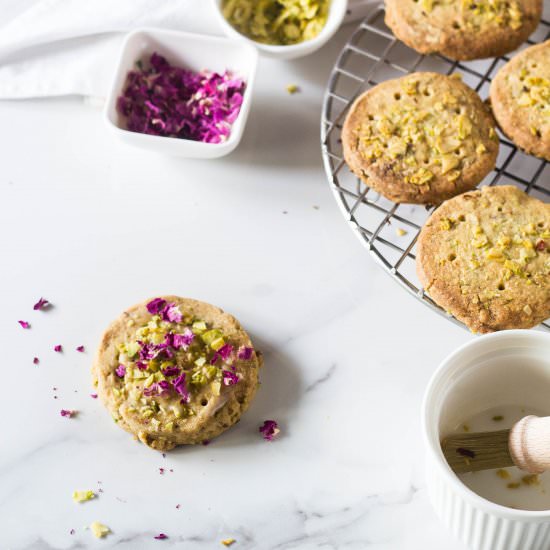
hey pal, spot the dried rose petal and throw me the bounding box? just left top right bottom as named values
left=60, top=409, right=77, bottom=418
left=33, top=357, right=39, bottom=365
left=54, top=345, right=63, bottom=352
left=167, top=329, right=194, bottom=350
left=536, top=240, right=547, bottom=251
left=159, top=468, right=165, bottom=475
left=222, top=370, right=239, bottom=386
left=146, top=298, right=167, bottom=314
left=173, top=373, right=189, bottom=402
left=90, top=393, right=98, bottom=399
left=238, top=346, right=253, bottom=360
left=116, top=54, right=246, bottom=144
left=76, top=345, right=85, bottom=352
left=211, top=343, right=234, bottom=365
left=33, top=297, right=50, bottom=311
left=154, top=534, right=168, bottom=540
left=259, top=420, right=280, bottom=441
left=161, top=303, right=182, bottom=323
left=18, top=320, right=30, bottom=329
left=161, top=366, right=180, bottom=377
left=115, top=364, right=126, bottom=378
left=143, top=381, right=171, bottom=397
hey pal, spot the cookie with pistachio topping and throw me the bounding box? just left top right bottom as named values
left=490, top=41, right=550, bottom=161
left=385, top=0, right=541, bottom=61
left=342, top=73, right=498, bottom=205
left=417, top=186, right=550, bottom=333
left=92, top=296, right=262, bottom=451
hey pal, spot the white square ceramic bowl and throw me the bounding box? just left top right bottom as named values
left=422, top=331, right=550, bottom=550
left=104, top=28, right=258, bottom=158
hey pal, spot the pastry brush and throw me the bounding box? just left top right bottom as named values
left=442, top=415, right=550, bottom=474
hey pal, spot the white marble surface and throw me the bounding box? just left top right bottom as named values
left=0, top=7, right=483, bottom=550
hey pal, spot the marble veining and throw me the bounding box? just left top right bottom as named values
left=0, top=3, right=483, bottom=549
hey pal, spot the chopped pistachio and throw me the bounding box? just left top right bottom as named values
left=90, top=521, right=111, bottom=538
left=202, top=329, right=223, bottom=346
left=211, top=336, right=226, bottom=351
left=125, top=341, right=140, bottom=358
left=72, top=490, right=95, bottom=503
left=286, top=84, right=300, bottom=94
left=522, top=474, right=540, bottom=486
left=192, top=321, right=207, bottom=333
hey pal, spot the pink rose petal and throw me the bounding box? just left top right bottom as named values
left=33, top=297, right=50, bottom=310
left=259, top=420, right=280, bottom=441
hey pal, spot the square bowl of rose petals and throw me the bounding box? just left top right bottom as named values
left=104, top=28, right=258, bottom=158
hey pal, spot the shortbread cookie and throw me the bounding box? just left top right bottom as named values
left=385, top=0, right=541, bottom=60
left=417, top=185, right=550, bottom=333
left=342, top=72, right=498, bottom=204
left=93, top=296, right=262, bottom=451
left=490, top=40, right=550, bottom=160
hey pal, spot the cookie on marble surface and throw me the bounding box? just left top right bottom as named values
left=385, top=0, right=541, bottom=60
left=417, top=185, right=550, bottom=333
left=342, top=72, right=498, bottom=205
left=490, top=40, right=550, bottom=161
left=93, top=296, right=262, bottom=451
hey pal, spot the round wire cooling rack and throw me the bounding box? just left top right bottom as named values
left=321, top=5, right=550, bottom=332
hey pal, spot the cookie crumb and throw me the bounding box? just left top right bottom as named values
left=396, top=228, right=407, bottom=237
left=496, top=469, right=510, bottom=480
left=222, top=539, right=236, bottom=547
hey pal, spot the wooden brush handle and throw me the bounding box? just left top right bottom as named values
left=509, top=416, right=550, bottom=474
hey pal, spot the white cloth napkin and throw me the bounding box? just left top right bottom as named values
left=0, top=0, right=376, bottom=100
left=0, top=0, right=215, bottom=99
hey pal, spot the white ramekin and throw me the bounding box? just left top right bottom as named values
left=211, top=0, right=348, bottom=60
left=104, top=28, right=258, bottom=158
left=422, top=330, right=550, bottom=550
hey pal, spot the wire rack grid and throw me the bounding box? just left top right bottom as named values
left=321, top=5, right=550, bottom=331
